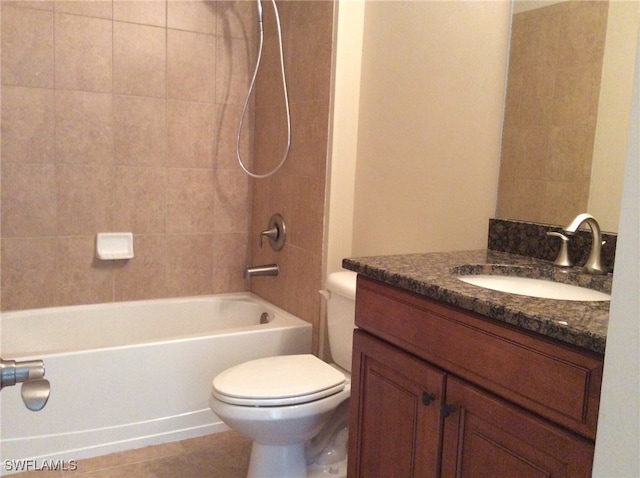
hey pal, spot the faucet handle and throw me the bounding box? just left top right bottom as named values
left=546, top=231, right=572, bottom=267
left=259, top=226, right=279, bottom=247
left=259, top=214, right=286, bottom=251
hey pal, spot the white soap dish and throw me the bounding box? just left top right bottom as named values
left=96, top=233, right=134, bottom=260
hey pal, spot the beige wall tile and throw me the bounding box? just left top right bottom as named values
left=165, top=234, right=214, bottom=296
left=167, top=29, right=216, bottom=102
left=212, top=231, right=249, bottom=293
left=55, top=0, right=112, bottom=19
left=56, top=236, right=114, bottom=306
left=519, top=4, right=561, bottom=65
left=114, top=0, right=166, bottom=27
left=113, top=166, right=167, bottom=233
left=167, top=100, right=217, bottom=168
left=114, top=95, right=166, bottom=166
left=216, top=35, right=253, bottom=106
left=114, top=235, right=168, bottom=301
left=213, top=170, right=250, bottom=233
left=249, top=177, right=274, bottom=240
left=56, top=164, right=113, bottom=235
left=557, top=1, right=608, bottom=68
left=517, top=54, right=555, bottom=128
left=293, top=1, right=332, bottom=29
left=1, top=237, right=57, bottom=311
left=509, top=126, right=548, bottom=181
left=3, top=1, right=54, bottom=11
left=114, top=21, right=166, bottom=98
left=254, top=63, right=285, bottom=111
left=547, top=125, right=595, bottom=182
left=497, top=1, right=606, bottom=226
left=541, top=179, right=589, bottom=226
left=1, top=162, right=57, bottom=236
left=290, top=175, right=323, bottom=250
left=168, top=0, right=217, bottom=34
left=1, top=5, right=54, bottom=88
left=284, top=244, right=321, bottom=349
left=215, top=103, right=253, bottom=171
left=506, top=179, right=545, bottom=223
left=254, top=104, right=289, bottom=174
left=289, top=28, right=331, bottom=103
left=0, top=0, right=333, bottom=337
left=55, top=90, right=114, bottom=165
left=552, top=64, right=600, bottom=128
left=216, top=0, right=256, bottom=41
left=289, top=100, right=328, bottom=177
left=54, top=13, right=112, bottom=92
left=1, top=85, right=55, bottom=164
left=166, top=168, right=216, bottom=233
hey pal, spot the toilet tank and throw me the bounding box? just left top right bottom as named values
left=326, top=271, right=357, bottom=372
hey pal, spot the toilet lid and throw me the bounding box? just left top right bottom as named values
left=212, top=354, right=346, bottom=406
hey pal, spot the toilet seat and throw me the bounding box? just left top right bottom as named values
left=212, top=354, right=346, bottom=407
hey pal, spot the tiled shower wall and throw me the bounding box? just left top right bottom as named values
left=1, top=1, right=256, bottom=310
left=1, top=0, right=334, bottom=344
left=249, top=1, right=333, bottom=352
left=496, top=1, right=608, bottom=226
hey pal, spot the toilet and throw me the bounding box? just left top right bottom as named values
left=209, top=271, right=357, bottom=478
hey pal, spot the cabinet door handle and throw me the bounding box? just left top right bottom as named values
left=422, top=392, right=436, bottom=405
left=442, top=404, right=456, bottom=418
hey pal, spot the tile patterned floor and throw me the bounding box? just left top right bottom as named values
left=13, top=431, right=252, bottom=478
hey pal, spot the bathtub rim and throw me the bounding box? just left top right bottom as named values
left=1, top=292, right=309, bottom=359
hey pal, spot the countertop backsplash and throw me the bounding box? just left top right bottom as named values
left=488, top=219, right=617, bottom=273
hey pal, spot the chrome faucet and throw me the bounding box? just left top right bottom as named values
left=563, top=213, right=605, bottom=275
left=1, top=358, right=51, bottom=411
left=546, top=231, right=572, bottom=267
left=244, top=264, right=279, bottom=279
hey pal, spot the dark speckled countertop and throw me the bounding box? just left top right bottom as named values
left=343, top=250, right=611, bottom=355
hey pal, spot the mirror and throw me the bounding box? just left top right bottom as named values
left=496, top=0, right=638, bottom=232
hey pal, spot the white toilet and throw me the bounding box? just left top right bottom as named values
left=209, top=271, right=357, bottom=478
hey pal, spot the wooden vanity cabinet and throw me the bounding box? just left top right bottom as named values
left=441, top=376, right=594, bottom=477
left=347, top=276, right=603, bottom=478
left=349, top=330, right=446, bottom=478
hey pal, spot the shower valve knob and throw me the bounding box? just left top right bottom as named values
left=259, top=214, right=286, bottom=251
left=260, top=226, right=279, bottom=247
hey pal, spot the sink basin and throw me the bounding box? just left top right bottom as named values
left=457, top=275, right=611, bottom=301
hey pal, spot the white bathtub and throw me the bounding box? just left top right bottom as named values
left=0, top=293, right=312, bottom=472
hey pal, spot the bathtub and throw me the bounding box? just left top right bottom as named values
left=0, top=293, right=312, bottom=473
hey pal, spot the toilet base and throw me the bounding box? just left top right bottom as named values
left=307, top=458, right=348, bottom=478
left=248, top=442, right=306, bottom=478
left=247, top=442, right=347, bottom=478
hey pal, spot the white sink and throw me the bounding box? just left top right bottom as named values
left=457, top=275, right=611, bottom=301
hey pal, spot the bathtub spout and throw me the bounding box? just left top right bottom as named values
left=244, top=264, right=279, bottom=279
left=1, top=358, right=50, bottom=411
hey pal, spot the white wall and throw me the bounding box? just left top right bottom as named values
left=326, top=2, right=640, bottom=473
left=350, top=1, right=511, bottom=257
left=590, top=1, right=640, bottom=233
left=592, top=25, right=640, bottom=478
left=326, top=0, right=365, bottom=275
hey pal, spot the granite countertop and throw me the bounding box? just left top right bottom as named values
left=343, top=250, right=611, bottom=355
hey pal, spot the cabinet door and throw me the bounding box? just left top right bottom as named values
left=348, top=330, right=446, bottom=478
left=441, top=377, right=594, bottom=478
